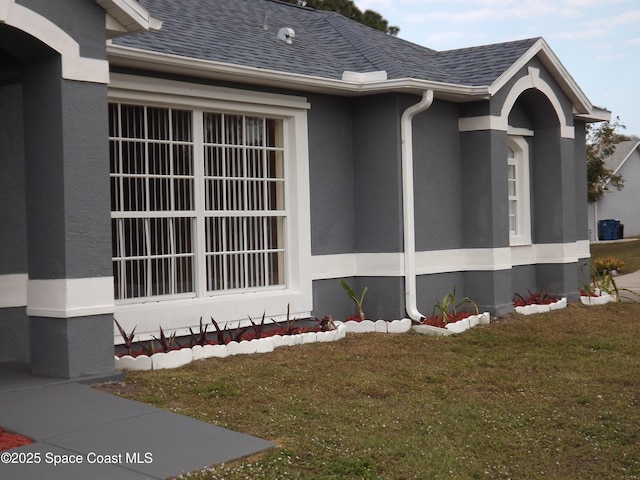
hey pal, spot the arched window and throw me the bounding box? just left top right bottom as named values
left=508, top=136, right=531, bottom=245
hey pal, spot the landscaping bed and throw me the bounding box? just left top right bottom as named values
left=99, top=302, right=640, bottom=480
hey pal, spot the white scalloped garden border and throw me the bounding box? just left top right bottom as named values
left=412, top=312, right=491, bottom=336
left=115, top=324, right=348, bottom=371
left=514, top=297, right=567, bottom=316
left=580, top=293, right=616, bottom=306
left=342, top=318, right=412, bottom=334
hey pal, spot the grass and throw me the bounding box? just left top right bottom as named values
left=591, top=237, right=640, bottom=274
left=100, top=303, right=640, bottom=480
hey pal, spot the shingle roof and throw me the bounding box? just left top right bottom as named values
left=113, top=0, right=538, bottom=87
left=605, top=140, right=640, bottom=174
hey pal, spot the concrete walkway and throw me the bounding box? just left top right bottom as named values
left=0, top=362, right=274, bottom=479
left=612, top=270, right=640, bottom=296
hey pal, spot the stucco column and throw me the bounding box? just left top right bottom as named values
left=460, top=129, right=514, bottom=315
left=22, top=56, right=115, bottom=378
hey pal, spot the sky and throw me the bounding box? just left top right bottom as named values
left=355, top=0, right=640, bottom=136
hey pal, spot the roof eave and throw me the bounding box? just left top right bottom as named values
left=575, top=106, right=611, bottom=123
left=97, top=0, right=163, bottom=38
left=107, top=44, right=491, bottom=101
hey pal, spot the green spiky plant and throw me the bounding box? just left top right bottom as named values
left=338, top=279, right=368, bottom=322
left=432, top=286, right=478, bottom=324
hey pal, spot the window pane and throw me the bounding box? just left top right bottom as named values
left=110, top=104, right=287, bottom=300
left=109, top=103, right=196, bottom=300
left=509, top=200, right=517, bottom=234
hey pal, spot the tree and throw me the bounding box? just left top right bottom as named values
left=586, top=117, right=628, bottom=203
left=281, top=0, right=399, bottom=35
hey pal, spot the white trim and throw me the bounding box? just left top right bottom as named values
left=114, top=289, right=311, bottom=342
left=310, top=241, right=589, bottom=280
left=109, top=73, right=311, bottom=111
left=459, top=115, right=506, bottom=132
left=97, top=0, right=163, bottom=37
left=26, top=277, right=115, bottom=318
left=511, top=240, right=590, bottom=266
left=108, top=75, right=313, bottom=335
left=0, top=274, right=28, bottom=308
left=489, top=38, right=592, bottom=115
left=0, top=0, right=109, bottom=83
left=459, top=67, right=575, bottom=139
left=508, top=135, right=532, bottom=246
left=107, top=45, right=492, bottom=100
left=507, top=126, right=534, bottom=137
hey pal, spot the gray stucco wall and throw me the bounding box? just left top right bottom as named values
left=352, top=94, right=404, bottom=253
left=0, top=83, right=27, bottom=276
left=460, top=129, right=509, bottom=249
left=16, top=0, right=107, bottom=59
left=30, top=314, right=114, bottom=378
left=1, top=1, right=115, bottom=376
left=307, top=94, right=355, bottom=256
left=574, top=122, right=589, bottom=241
left=22, top=56, right=112, bottom=280
left=413, top=100, right=464, bottom=251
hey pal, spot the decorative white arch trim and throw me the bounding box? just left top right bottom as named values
left=459, top=67, right=575, bottom=139
left=0, top=0, right=109, bottom=84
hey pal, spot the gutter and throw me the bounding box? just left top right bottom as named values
left=400, top=90, right=434, bottom=322
left=106, top=44, right=490, bottom=100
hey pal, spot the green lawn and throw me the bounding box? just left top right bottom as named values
left=591, top=238, right=640, bottom=274
left=102, top=303, right=640, bottom=480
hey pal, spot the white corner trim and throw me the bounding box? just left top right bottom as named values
left=0, top=274, right=28, bottom=308
left=0, top=0, right=109, bottom=84
left=459, top=115, right=506, bottom=133
left=310, top=253, right=403, bottom=280
left=27, top=277, right=115, bottom=318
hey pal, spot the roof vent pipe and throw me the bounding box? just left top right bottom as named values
left=278, top=27, right=295, bottom=44
left=401, top=89, right=434, bottom=323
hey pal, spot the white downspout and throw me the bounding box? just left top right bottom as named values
left=401, top=89, right=434, bottom=322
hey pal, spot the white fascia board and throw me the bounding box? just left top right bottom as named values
left=107, top=45, right=491, bottom=100
left=575, top=106, right=611, bottom=123
left=97, top=0, right=162, bottom=36
left=489, top=38, right=592, bottom=116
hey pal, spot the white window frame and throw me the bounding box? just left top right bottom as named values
left=108, top=74, right=312, bottom=339
left=508, top=135, right=532, bottom=246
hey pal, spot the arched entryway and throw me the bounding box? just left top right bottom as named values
left=0, top=3, right=114, bottom=378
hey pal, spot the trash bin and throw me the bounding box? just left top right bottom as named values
left=598, top=219, right=620, bottom=240
left=619, top=223, right=624, bottom=239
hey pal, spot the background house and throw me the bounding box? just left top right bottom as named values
left=588, top=140, right=640, bottom=240
left=0, top=0, right=608, bottom=378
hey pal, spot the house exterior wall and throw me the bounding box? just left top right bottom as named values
left=0, top=0, right=115, bottom=377
left=106, top=52, right=592, bottom=324
left=0, top=83, right=28, bottom=362
left=589, top=149, right=640, bottom=238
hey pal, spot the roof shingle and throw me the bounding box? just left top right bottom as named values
left=113, top=0, right=538, bottom=87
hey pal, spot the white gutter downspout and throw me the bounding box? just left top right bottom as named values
left=401, top=89, right=434, bottom=322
